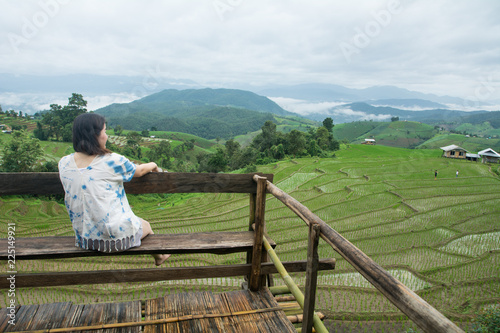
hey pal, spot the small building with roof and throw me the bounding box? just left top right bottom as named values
left=466, top=153, right=480, bottom=162
left=440, top=144, right=468, bottom=159
left=362, top=139, right=376, bottom=145
left=478, top=148, right=500, bottom=164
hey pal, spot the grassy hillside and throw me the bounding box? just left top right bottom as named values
left=333, top=120, right=438, bottom=148
left=2, top=144, right=498, bottom=331
left=454, top=121, right=500, bottom=138
left=332, top=121, right=380, bottom=142
left=419, top=133, right=500, bottom=153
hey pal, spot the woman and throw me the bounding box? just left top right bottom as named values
left=58, top=113, right=170, bottom=265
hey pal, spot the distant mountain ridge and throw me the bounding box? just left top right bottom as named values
left=97, top=88, right=292, bottom=118
left=302, top=102, right=490, bottom=124
left=367, top=99, right=447, bottom=109
left=258, top=83, right=469, bottom=105
left=95, top=88, right=292, bottom=139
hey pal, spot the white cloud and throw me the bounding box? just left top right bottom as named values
left=0, top=0, right=499, bottom=101
left=332, top=108, right=392, bottom=121
left=268, top=97, right=345, bottom=115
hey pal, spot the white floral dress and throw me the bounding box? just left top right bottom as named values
left=58, top=153, right=142, bottom=252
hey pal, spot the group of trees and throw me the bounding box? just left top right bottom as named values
left=0, top=106, right=26, bottom=118
left=195, top=118, right=339, bottom=173
left=0, top=130, right=58, bottom=172
left=0, top=94, right=87, bottom=172
left=33, top=93, right=87, bottom=142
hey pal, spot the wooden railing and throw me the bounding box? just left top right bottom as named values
left=0, top=172, right=464, bottom=332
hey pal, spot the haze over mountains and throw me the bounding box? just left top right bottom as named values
left=0, top=73, right=498, bottom=126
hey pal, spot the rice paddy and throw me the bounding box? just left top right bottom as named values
left=1, top=144, right=499, bottom=331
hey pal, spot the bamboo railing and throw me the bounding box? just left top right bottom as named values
left=255, top=175, right=464, bottom=333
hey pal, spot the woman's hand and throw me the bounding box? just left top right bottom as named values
left=134, top=162, right=159, bottom=177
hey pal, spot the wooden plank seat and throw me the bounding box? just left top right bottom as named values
left=0, top=232, right=274, bottom=260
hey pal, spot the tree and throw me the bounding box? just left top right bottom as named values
left=307, top=139, right=321, bottom=157
left=147, top=141, right=172, bottom=168
left=41, top=94, right=88, bottom=141
left=114, top=125, right=124, bottom=136
left=316, top=126, right=331, bottom=150
left=270, top=143, right=285, bottom=159
left=323, top=117, right=334, bottom=132
left=141, top=129, right=150, bottom=137
left=0, top=131, right=43, bottom=172
left=225, top=139, right=241, bottom=160
left=286, top=130, right=306, bottom=157
left=33, top=121, right=49, bottom=141
left=0, top=105, right=3, bottom=114
left=207, top=147, right=227, bottom=173
left=391, top=116, right=399, bottom=122
left=252, top=120, right=278, bottom=152
left=43, top=104, right=63, bottom=140
left=126, top=131, right=142, bottom=148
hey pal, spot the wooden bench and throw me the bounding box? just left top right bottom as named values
left=0, top=172, right=335, bottom=290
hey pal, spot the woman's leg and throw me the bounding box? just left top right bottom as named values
left=140, top=219, right=171, bottom=266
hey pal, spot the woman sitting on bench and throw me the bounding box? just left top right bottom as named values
left=58, top=113, right=170, bottom=266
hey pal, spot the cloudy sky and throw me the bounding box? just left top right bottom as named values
left=1, top=0, right=499, bottom=106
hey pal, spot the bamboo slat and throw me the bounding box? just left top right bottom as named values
left=143, top=289, right=295, bottom=333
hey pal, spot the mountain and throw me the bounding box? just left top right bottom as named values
left=0, top=73, right=201, bottom=94
left=459, top=111, right=500, bottom=128
left=96, top=88, right=291, bottom=118
left=302, top=102, right=490, bottom=123
left=367, top=99, right=447, bottom=109
left=258, top=83, right=470, bottom=105
left=95, top=88, right=294, bottom=139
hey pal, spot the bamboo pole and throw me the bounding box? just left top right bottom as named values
left=265, top=180, right=464, bottom=333
left=16, top=307, right=284, bottom=333
left=270, top=285, right=291, bottom=295
left=275, top=295, right=296, bottom=302
left=262, top=235, right=329, bottom=333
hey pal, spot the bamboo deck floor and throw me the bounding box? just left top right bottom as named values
left=0, top=288, right=297, bottom=332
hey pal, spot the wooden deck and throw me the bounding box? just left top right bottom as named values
left=0, top=288, right=297, bottom=332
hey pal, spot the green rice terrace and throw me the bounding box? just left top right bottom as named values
left=1, top=144, right=499, bottom=331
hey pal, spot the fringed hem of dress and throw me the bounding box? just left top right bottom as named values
left=76, top=236, right=135, bottom=253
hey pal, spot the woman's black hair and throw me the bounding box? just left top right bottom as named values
left=72, top=113, right=111, bottom=155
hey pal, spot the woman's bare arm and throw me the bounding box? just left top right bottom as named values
left=134, top=162, right=159, bottom=177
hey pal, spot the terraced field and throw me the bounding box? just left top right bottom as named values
left=1, top=144, right=499, bottom=331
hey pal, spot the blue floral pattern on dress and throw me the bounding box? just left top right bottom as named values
left=58, top=153, right=141, bottom=252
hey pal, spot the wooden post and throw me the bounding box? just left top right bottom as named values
left=249, top=175, right=267, bottom=291
left=303, top=222, right=320, bottom=333
left=246, top=191, right=257, bottom=284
